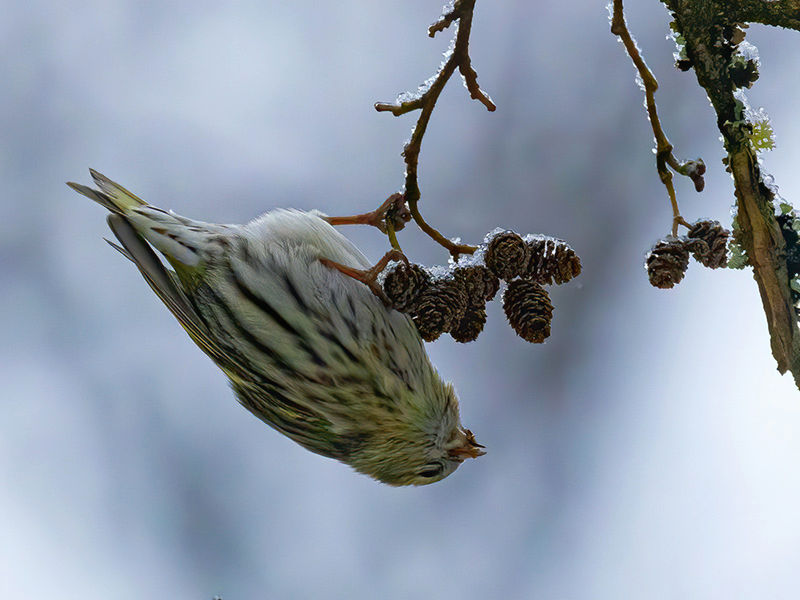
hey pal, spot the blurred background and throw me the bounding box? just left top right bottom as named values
left=3, top=1, right=800, bottom=598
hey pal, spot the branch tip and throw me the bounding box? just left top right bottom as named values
left=375, top=0, right=489, bottom=258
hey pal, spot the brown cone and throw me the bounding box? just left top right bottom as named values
left=450, top=305, right=488, bottom=343
left=453, top=265, right=500, bottom=303
left=409, top=278, right=468, bottom=342
left=684, top=237, right=711, bottom=265
left=646, top=237, right=690, bottom=289
left=687, top=220, right=729, bottom=269
left=484, top=231, right=529, bottom=281
left=525, top=237, right=582, bottom=285
left=382, top=262, right=431, bottom=312
left=502, top=279, right=553, bottom=343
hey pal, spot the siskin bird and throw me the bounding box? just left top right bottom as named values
left=68, top=170, right=484, bottom=485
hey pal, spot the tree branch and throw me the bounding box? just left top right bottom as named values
left=610, top=0, right=702, bottom=236
left=376, top=0, right=494, bottom=259
left=731, top=0, right=800, bottom=31
left=662, top=0, right=800, bottom=387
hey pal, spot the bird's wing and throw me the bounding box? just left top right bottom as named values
left=229, top=379, right=371, bottom=462
left=106, top=214, right=231, bottom=368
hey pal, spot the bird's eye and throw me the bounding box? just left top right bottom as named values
left=418, top=465, right=444, bottom=478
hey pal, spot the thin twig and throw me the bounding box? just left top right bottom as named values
left=611, top=0, right=703, bottom=236
left=386, top=220, right=402, bottom=252
left=453, top=5, right=495, bottom=112
left=376, top=0, right=492, bottom=259
left=429, top=0, right=461, bottom=37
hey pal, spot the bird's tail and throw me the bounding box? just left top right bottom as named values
left=68, top=169, right=229, bottom=269
left=67, top=168, right=146, bottom=215
left=67, top=169, right=231, bottom=365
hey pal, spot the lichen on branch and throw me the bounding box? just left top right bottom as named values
left=658, top=0, right=800, bottom=386
left=730, top=0, right=800, bottom=31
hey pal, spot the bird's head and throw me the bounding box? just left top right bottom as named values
left=350, top=382, right=485, bottom=486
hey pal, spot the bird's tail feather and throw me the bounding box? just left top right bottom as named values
left=68, top=169, right=220, bottom=268
left=105, top=214, right=229, bottom=366
left=67, top=169, right=145, bottom=215
left=70, top=171, right=233, bottom=370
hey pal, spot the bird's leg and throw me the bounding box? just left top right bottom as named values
left=320, top=249, right=409, bottom=305
left=323, top=193, right=411, bottom=234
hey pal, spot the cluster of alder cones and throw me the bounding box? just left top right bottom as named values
left=646, top=220, right=730, bottom=289
left=382, top=230, right=581, bottom=343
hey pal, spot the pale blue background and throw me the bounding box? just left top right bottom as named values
left=2, top=1, right=800, bottom=598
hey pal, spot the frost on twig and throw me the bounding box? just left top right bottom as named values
left=652, top=0, right=800, bottom=387
left=609, top=0, right=703, bottom=237
left=375, top=0, right=494, bottom=259
left=380, top=228, right=580, bottom=344
left=429, top=1, right=459, bottom=37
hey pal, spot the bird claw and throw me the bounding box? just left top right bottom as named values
left=323, top=193, right=411, bottom=234
left=320, top=249, right=409, bottom=306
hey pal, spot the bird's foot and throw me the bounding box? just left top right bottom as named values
left=320, top=249, right=409, bottom=305
left=323, top=193, right=411, bottom=234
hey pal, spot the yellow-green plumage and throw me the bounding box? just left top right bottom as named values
left=69, top=170, right=484, bottom=485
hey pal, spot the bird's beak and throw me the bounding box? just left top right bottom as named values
left=449, top=428, right=486, bottom=460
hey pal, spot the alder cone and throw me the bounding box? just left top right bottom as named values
left=525, top=237, right=582, bottom=285
left=502, top=279, right=553, bottom=343
left=687, top=220, right=729, bottom=269
left=383, top=262, right=431, bottom=312
left=450, top=305, right=488, bottom=343
left=453, top=264, right=500, bottom=303
left=646, top=237, right=690, bottom=289
left=484, top=231, right=528, bottom=281
left=410, top=278, right=468, bottom=342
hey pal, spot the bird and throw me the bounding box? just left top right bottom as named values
left=68, top=169, right=484, bottom=485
